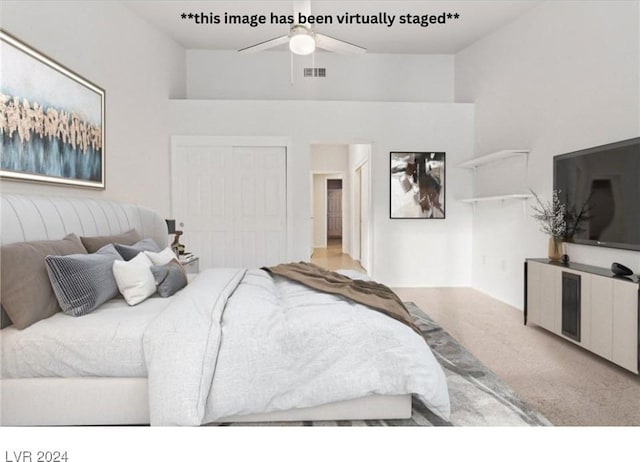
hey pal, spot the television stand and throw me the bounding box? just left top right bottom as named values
left=525, top=258, right=639, bottom=374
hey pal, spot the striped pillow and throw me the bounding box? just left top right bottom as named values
left=45, top=244, right=123, bottom=317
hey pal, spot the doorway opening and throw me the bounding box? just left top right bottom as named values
left=309, top=143, right=372, bottom=275
left=327, top=178, right=343, bottom=247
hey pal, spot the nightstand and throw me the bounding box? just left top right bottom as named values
left=179, top=255, right=199, bottom=274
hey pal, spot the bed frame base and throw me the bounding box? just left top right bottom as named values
left=1, top=378, right=411, bottom=426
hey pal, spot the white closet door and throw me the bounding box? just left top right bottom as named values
left=232, top=146, right=287, bottom=268
left=172, top=144, right=286, bottom=269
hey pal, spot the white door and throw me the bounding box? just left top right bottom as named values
left=360, top=161, right=370, bottom=272
left=172, top=144, right=287, bottom=269
left=327, top=189, right=342, bottom=239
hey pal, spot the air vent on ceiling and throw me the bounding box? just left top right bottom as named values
left=303, top=68, right=326, bottom=78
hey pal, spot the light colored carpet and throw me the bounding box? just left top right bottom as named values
left=394, top=287, right=640, bottom=426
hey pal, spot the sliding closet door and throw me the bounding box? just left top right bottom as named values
left=172, top=143, right=287, bottom=269
left=232, top=146, right=287, bottom=268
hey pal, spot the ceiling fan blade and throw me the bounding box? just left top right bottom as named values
left=315, top=34, right=367, bottom=54
left=238, top=35, right=289, bottom=53
left=293, top=0, right=311, bottom=19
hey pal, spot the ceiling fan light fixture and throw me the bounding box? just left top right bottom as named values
left=289, top=26, right=315, bottom=55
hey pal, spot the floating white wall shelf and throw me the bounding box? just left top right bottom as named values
left=457, top=149, right=531, bottom=212
left=458, top=193, right=534, bottom=203
left=457, top=149, right=529, bottom=169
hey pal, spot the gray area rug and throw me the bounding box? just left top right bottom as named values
left=219, top=303, right=552, bottom=427
left=407, top=302, right=551, bottom=426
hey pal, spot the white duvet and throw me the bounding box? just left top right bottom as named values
left=143, top=268, right=450, bottom=426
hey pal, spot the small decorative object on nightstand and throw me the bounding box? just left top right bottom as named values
left=179, top=253, right=199, bottom=274
left=166, top=218, right=185, bottom=256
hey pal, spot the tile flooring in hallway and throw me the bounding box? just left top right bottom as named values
left=310, top=239, right=366, bottom=273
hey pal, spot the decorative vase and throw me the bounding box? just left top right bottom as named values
left=548, top=237, right=563, bottom=262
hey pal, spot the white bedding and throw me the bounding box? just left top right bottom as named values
left=2, top=268, right=450, bottom=425
left=1, top=295, right=171, bottom=378
left=143, top=268, right=450, bottom=425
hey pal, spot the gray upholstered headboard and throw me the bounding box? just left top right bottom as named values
left=1, top=194, right=168, bottom=328
left=1, top=194, right=168, bottom=247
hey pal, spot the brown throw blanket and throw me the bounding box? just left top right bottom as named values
left=262, top=262, right=422, bottom=336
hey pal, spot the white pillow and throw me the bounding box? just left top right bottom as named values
left=145, top=247, right=178, bottom=266
left=112, top=252, right=156, bottom=306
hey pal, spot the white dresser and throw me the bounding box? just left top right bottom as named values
left=525, top=258, right=639, bottom=374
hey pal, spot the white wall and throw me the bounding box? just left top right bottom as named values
left=186, top=50, right=454, bottom=102
left=311, top=144, right=349, bottom=250
left=0, top=1, right=185, bottom=217
left=455, top=1, right=640, bottom=308
left=311, top=144, right=349, bottom=171
left=168, top=100, right=474, bottom=287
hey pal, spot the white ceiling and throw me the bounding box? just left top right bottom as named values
left=126, top=1, right=540, bottom=54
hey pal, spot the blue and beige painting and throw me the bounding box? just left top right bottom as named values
left=0, top=37, right=103, bottom=184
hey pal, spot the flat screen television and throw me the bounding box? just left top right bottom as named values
left=553, top=137, right=640, bottom=251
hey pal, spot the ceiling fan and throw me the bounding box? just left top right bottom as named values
left=238, top=1, right=366, bottom=55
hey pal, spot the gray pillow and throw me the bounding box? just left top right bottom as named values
left=0, top=233, right=87, bottom=329
left=81, top=229, right=141, bottom=253
left=115, top=238, right=162, bottom=261
left=151, top=260, right=188, bottom=297
left=45, top=244, right=123, bottom=317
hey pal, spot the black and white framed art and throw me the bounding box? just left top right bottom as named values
left=390, top=151, right=445, bottom=219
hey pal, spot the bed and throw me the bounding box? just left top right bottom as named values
left=0, top=194, right=449, bottom=426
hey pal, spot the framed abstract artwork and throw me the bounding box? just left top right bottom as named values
left=0, top=30, right=105, bottom=189
left=390, top=151, right=446, bottom=219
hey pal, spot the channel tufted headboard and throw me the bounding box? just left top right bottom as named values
left=0, top=194, right=168, bottom=329
left=1, top=194, right=168, bottom=247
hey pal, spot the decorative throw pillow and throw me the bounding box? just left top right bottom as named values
left=145, top=247, right=179, bottom=266
left=114, top=238, right=162, bottom=261
left=80, top=229, right=141, bottom=253
left=0, top=233, right=87, bottom=329
left=151, top=259, right=188, bottom=298
left=45, top=244, right=123, bottom=317
left=112, top=252, right=157, bottom=306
